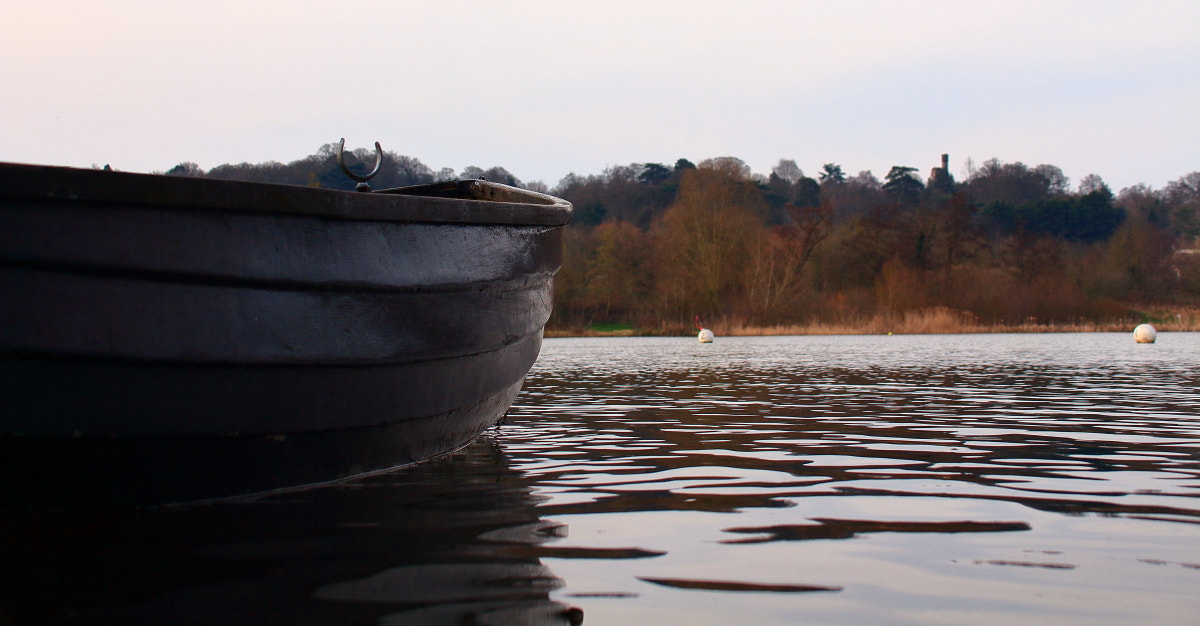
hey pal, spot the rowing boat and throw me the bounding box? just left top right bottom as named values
left=0, top=161, right=570, bottom=506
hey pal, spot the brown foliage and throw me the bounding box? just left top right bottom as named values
left=743, top=203, right=832, bottom=324
left=545, top=158, right=1200, bottom=335
left=652, top=161, right=765, bottom=319
left=1093, top=211, right=1176, bottom=298
left=581, top=221, right=651, bottom=319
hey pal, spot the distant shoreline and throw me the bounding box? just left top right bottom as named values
left=546, top=307, right=1200, bottom=338
left=545, top=326, right=1198, bottom=338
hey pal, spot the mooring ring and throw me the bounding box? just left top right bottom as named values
left=336, top=138, right=383, bottom=183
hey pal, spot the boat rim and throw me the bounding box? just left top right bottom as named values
left=0, top=161, right=572, bottom=227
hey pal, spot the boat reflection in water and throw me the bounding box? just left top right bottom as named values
left=1, top=439, right=585, bottom=624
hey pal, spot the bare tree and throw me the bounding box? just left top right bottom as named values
left=771, top=159, right=804, bottom=185
left=654, top=160, right=764, bottom=318
left=1078, top=173, right=1109, bottom=195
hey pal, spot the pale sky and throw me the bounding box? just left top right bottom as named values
left=2, top=1, right=1197, bottom=192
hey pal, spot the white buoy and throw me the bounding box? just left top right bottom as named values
left=1133, top=323, right=1157, bottom=343
left=695, top=315, right=714, bottom=343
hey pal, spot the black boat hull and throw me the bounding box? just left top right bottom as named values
left=0, top=162, right=570, bottom=505
left=1, top=377, right=526, bottom=508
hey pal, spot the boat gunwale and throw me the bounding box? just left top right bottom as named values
left=0, top=162, right=573, bottom=227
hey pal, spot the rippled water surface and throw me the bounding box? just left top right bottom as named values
left=5, top=333, right=1200, bottom=624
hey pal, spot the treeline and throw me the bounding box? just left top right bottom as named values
left=161, top=142, right=529, bottom=191
left=548, top=156, right=1200, bottom=333
left=165, top=146, right=1200, bottom=333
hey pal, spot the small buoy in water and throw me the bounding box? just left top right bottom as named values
left=1133, top=323, right=1157, bottom=343
left=695, top=315, right=714, bottom=343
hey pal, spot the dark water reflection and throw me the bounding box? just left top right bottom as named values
left=2, top=443, right=583, bottom=625
left=4, top=333, right=1199, bottom=624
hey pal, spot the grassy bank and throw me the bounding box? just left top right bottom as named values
left=546, top=306, right=1200, bottom=338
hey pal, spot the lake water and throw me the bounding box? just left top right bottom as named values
left=4, top=333, right=1200, bottom=624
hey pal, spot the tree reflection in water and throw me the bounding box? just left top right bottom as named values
left=492, top=334, right=1200, bottom=624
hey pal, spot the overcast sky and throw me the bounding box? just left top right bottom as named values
left=2, top=1, right=1197, bottom=192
